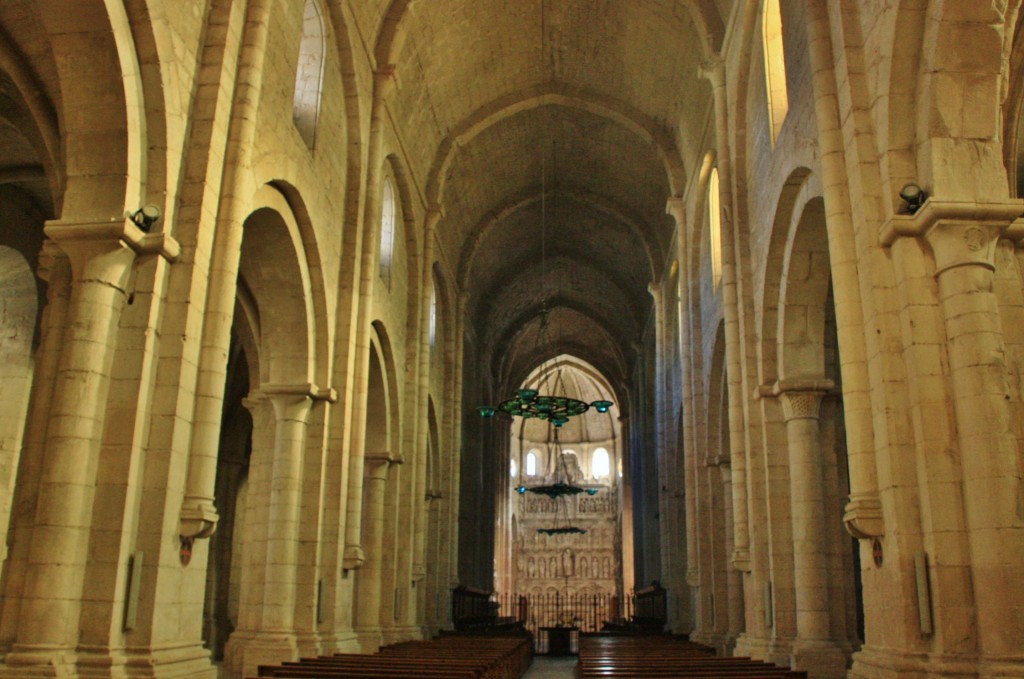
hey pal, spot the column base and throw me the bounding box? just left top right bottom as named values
left=293, top=633, right=322, bottom=661
left=0, top=647, right=76, bottom=679
left=223, top=631, right=298, bottom=679
left=354, top=629, right=382, bottom=654
left=733, top=633, right=771, bottom=662
left=791, top=639, right=849, bottom=679
left=0, top=644, right=217, bottom=679
left=850, top=645, right=1024, bottom=678
left=320, top=631, right=361, bottom=655
left=380, top=626, right=422, bottom=647
left=766, top=636, right=796, bottom=669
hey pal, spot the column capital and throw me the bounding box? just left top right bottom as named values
left=425, top=203, right=445, bottom=225
left=665, top=196, right=687, bottom=227
left=697, top=54, right=725, bottom=85
left=35, top=239, right=68, bottom=283
left=879, top=199, right=1024, bottom=273
left=375, top=65, right=399, bottom=100
left=260, top=383, right=323, bottom=422
left=761, top=379, right=834, bottom=421
left=364, top=450, right=398, bottom=479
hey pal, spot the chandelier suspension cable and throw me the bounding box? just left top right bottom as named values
left=476, top=0, right=612, bottom=426
left=540, top=0, right=547, bottom=304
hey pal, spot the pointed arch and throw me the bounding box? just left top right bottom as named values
left=762, top=0, right=790, bottom=148
left=293, top=0, right=326, bottom=148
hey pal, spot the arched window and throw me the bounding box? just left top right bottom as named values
left=510, top=458, right=518, bottom=478
left=429, top=280, right=437, bottom=350
left=708, top=168, right=722, bottom=289
left=380, top=176, right=396, bottom=285
left=592, top=447, right=610, bottom=478
left=526, top=450, right=538, bottom=476
left=762, top=0, right=789, bottom=147
left=293, top=0, right=325, bottom=148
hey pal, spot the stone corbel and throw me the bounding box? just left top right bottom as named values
left=412, top=564, right=427, bottom=583
left=731, top=548, right=751, bottom=572
left=179, top=503, right=219, bottom=540
left=843, top=494, right=884, bottom=539
left=366, top=448, right=401, bottom=471
left=45, top=218, right=180, bottom=265
left=343, top=544, right=366, bottom=571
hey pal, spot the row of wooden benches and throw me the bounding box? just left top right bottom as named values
left=578, top=635, right=809, bottom=678
left=252, top=633, right=532, bottom=679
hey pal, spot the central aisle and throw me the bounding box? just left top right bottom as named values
left=521, top=656, right=578, bottom=678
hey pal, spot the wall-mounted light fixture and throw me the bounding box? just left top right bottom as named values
left=899, top=183, right=926, bottom=214
left=127, top=205, right=162, bottom=232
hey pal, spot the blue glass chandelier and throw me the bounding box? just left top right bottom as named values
left=478, top=388, right=612, bottom=426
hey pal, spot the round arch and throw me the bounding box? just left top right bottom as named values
left=239, top=182, right=330, bottom=387
left=37, top=0, right=144, bottom=218
left=758, top=167, right=816, bottom=384
left=776, top=195, right=832, bottom=382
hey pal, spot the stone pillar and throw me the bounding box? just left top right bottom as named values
left=412, top=206, right=443, bottom=593
left=775, top=381, right=847, bottom=678
left=343, top=67, right=400, bottom=576
left=355, top=451, right=396, bottom=650
left=922, top=216, right=1024, bottom=670
left=225, top=384, right=327, bottom=677
left=262, top=385, right=315, bottom=631
left=2, top=220, right=174, bottom=673
left=881, top=201, right=1024, bottom=674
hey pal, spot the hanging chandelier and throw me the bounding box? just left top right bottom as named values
left=513, top=428, right=597, bottom=538
left=535, top=478, right=587, bottom=535
left=478, top=388, right=613, bottom=426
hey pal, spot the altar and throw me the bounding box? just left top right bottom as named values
left=540, top=626, right=579, bottom=656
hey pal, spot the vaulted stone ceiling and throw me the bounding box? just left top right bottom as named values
left=5, top=0, right=731, bottom=400
left=388, top=0, right=724, bottom=392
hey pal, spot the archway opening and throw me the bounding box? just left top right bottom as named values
left=495, top=356, right=627, bottom=638
left=202, top=329, right=253, bottom=660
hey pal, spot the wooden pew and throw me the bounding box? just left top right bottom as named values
left=253, top=632, right=532, bottom=679
left=577, top=635, right=808, bottom=679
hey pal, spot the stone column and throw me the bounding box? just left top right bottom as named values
left=225, top=384, right=329, bottom=677
left=881, top=201, right=1024, bottom=673
left=922, top=214, right=1024, bottom=670
left=343, top=67, right=399, bottom=576
left=355, top=451, right=396, bottom=650
left=775, top=381, right=847, bottom=677
left=412, top=206, right=443, bottom=593
left=3, top=220, right=174, bottom=672
left=261, top=385, right=315, bottom=632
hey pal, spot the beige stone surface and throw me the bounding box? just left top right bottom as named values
left=0, top=2, right=1021, bottom=678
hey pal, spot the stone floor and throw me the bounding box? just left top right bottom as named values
left=521, top=656, right=578, bottom=678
